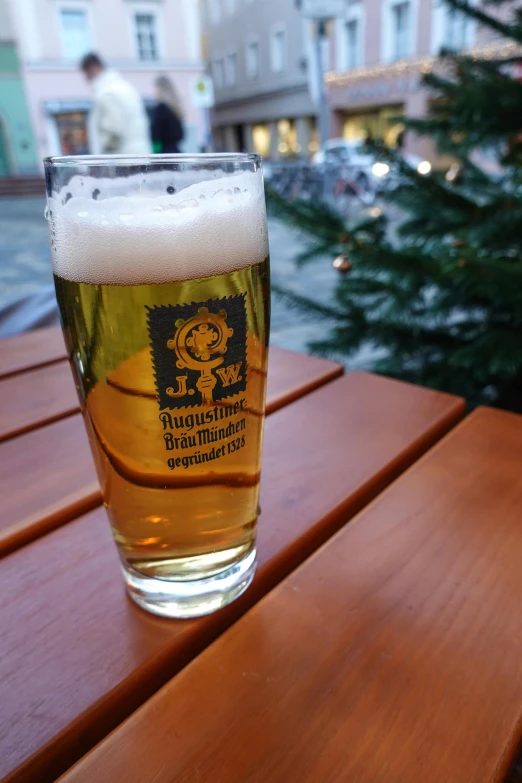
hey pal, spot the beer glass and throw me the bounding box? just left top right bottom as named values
left=45, top=154, right=270, bottom=618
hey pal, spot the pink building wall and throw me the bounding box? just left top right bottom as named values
left=7, top=0, right=205, bottom=166
left=327, top=0, right=502, bottom=161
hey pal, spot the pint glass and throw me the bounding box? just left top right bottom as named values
left=45, top=154, right=270, bottom=618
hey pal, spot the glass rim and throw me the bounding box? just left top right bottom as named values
left=43, top=152, right=262, bottom=168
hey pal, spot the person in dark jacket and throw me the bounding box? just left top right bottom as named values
left=151, top=75, right=184, bottom=153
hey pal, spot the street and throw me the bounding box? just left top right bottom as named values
left=0, top=195, right=338, bottom=356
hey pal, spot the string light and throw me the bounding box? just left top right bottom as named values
left=325, top=42, right=521, bottom=87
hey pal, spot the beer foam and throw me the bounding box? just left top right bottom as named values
left=47, top=170, right=268, bottom=285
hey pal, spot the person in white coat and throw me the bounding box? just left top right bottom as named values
left=80, top=53, right=151, bottom=155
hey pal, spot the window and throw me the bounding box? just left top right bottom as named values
left=446, top=7, right=469, bottom=50
left=391, top=1, right=410, bottom=59
left=134, top=13, right=159, bottom=61
left=58, top=8, right=92, bottom=61
left=213, top=57, right=225, bottom=88
left=335, top=6, right=364, bottom=72
left=55, top=111, right=89, bottom=155
left=345, top=18, right=360, bottom=69
left=225, top=52, right=237, bottom=85
left=276, top=119, right=299, bottom=156
left=252, top=124, right=271, bottom=157
left=208, top=0, right=221, bottom=24
left=245, top=39, right=260, bottom=79
left=431, top=0, right=473, bottom=55
left=270, top=26, right=286, bottom=73
left=383, top=0, right=417, bottom=61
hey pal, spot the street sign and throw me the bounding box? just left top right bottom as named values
left=300, top=0, right=345, bottom=18
left=191, top=76, right=215, bottom=109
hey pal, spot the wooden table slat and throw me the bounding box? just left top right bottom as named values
left=0, top=326, right=65, bottom=379
left=0, top=348, right=342, bottom=557
left=0, top=372, right=464, bottom=783
left=59, top=406, right=522, bottom=783
left=0, top=361, right=78, bottom=442
left=0, top=345, right=342, bottom=443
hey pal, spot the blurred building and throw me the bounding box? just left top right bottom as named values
left=0, top=0, right=39, bottom=175
left=4, top=0, right=205, bottom=166
left=202, top=0, right=319, bottom=158
left=326, top=0, right=504, bottom=160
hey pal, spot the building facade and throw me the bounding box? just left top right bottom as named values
left=5, top=0, right=205, bottom=166
left=326, top=0, right=503, bottom=160
left=0, top=0, right=39, bottom=175
left=203, top=0, right=320, bottom=158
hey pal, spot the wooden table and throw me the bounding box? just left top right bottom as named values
left=58, top=406, right=522, bottom=783
left=0, top=327, right=472, bottom=783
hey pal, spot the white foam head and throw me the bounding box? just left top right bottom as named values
left=47, top=169, right=268, bottom=285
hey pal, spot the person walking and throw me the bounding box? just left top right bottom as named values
left=150, top=75, right=184, bottom=154
left=80, top=53, right=151, bottom=155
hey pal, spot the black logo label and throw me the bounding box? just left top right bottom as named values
left=146, top=295, right=247, bottom=410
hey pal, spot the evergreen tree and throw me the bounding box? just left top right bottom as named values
left=269, top=0, right=522, bottom=412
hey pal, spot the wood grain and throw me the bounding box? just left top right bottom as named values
left=0, top=345, right=341, bottom=442
left=0, top=350, right=342, bottom=557
left=58, top=407, right=522, bottom=783
left=0, top=373, right=464, bottom=783
left=0, top=326, right=65, bottom=379
left=264, top=346, right=343, bottom=412
left=0, top=416, right=99, bottom=557
left=0, top=361, right=78, bottom=442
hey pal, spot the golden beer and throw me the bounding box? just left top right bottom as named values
left=46, top=156, right=270, bottom=617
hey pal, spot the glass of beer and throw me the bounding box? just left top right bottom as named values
left=44, top=154, right=270, bottom=618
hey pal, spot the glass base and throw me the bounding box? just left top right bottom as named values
left=122, top=547, right=257, bottom=619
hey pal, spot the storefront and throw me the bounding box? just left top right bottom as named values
left=54, top=111, right=90, bottom=155
left=326, top=62, right=434, bottom=162
left=249, top=117, right=318, bottom=158
left=44, top=100, right=91, bottom=156
left=44, top=98, right=159, bottom=157
left=211, top=84, right=318, bottom=160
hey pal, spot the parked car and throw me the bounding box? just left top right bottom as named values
left=312, top=138, right=432, bottom=195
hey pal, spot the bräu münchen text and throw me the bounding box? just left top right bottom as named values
left=159, top=398, right=248, bottom=471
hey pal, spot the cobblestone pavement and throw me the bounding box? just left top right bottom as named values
left=0, top=197, right=55, bottom=302
left=0, top=195, right=379, bottom=364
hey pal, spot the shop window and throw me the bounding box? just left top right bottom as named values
left=55, top=112, right=89, bottom=155
left=253, top=124, right=271, bottom=157
left=277, top=119, right=298, bottom=156
left=342, top=106, right=404, bottom=146
left=308, top=121, right=320, bottom=155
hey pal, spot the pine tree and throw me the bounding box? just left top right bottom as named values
left=269, top=0, right=522, bottom=412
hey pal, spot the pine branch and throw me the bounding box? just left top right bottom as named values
left=271, top=283, right=346, bottom=321
left=441, top=0, right=522, bottom=42
left=266, top=186, right=346, bottom=241
left=269, top=2, right=522, bottom=412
